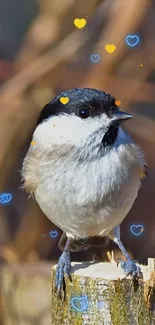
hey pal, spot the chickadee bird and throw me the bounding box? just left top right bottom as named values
left=22, top=88, right=146, bottom=299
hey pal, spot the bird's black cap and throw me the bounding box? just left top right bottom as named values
left=37, top=88, right=116, bottom=125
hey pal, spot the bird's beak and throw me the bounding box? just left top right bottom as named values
left=111, top=110, right=133, bottom=123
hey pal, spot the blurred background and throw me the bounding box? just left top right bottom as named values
left=0, top=0, right=155, bottom=324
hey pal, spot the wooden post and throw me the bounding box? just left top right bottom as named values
left=51, top=259, right=155, bottom=325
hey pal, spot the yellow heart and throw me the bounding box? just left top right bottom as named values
left=115, top=100, right=121, bottom=106
left=31, top=141, right=36, bottom=146
left=105, top=44, right=116, bottom=53
left=74, top=18, right=86, bottom=29
left=60, top=97, right=69, bottom=105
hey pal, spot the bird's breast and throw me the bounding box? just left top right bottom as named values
left=33, top=143, right=143, bottom=237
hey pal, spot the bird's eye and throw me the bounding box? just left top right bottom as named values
left=78, top=107, right=91, bottom=119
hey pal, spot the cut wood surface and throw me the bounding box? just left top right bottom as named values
left=51, top=258, right=155, bottom=325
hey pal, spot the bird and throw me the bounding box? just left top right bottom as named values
left=22, top=87, right=147, bottom=299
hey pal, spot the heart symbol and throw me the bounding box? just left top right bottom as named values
left=31, top=141, right=36, bottom=146
left=49, top=231, right=58, bottom=238
left=60, top=97, right=69, bottom=105
left=74, top=18, right=86, bottom=29
left=71, top=296, right=88, bottom=312
left=125, top=35, right=139, bottom=47
left=130, top=225, right=144, bottom=236
left=115, top=100, right=121, bottom=106
left=90, top=54, right=100, bottom=63
left=105, top=44, right=116, bottom=53
left=98, top=301, right=104, bottom=309
left=78, top=237, right=88, bottom=244
left=0, top=193, right=12, bottom=204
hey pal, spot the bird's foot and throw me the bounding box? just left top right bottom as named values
left=55, top=251, right=72, bottom=300
left=117, top=258, right=143, bottom=282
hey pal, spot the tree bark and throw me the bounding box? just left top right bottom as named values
left=51, top=258, right=155, bottom=325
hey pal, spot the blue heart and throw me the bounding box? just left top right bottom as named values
left=90, top=54, right=100, bottom=63
left=78, top=237, right=88, bottom=244
left=71, top=296, right=88, bottom=312
left=49, top=230, right=58, bottom=238
left=98, top=300, right=104, bottom=309
left=0, top=193, right=12, bottom=204
left=130, top=225, right=144, bottom=236
left=125, top=35, right=140, bottom=47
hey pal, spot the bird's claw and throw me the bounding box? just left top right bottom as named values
left=117, top=258, right=143, bottom=282
left=55, top=251, right=72, bottom=300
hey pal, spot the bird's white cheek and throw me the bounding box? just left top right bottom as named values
left=33, top=114, right=110, bottom=149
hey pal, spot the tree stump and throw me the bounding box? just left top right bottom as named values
left=0, top=262, right=52, bottom=325
left=51, top=259, right=155, bottom=325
